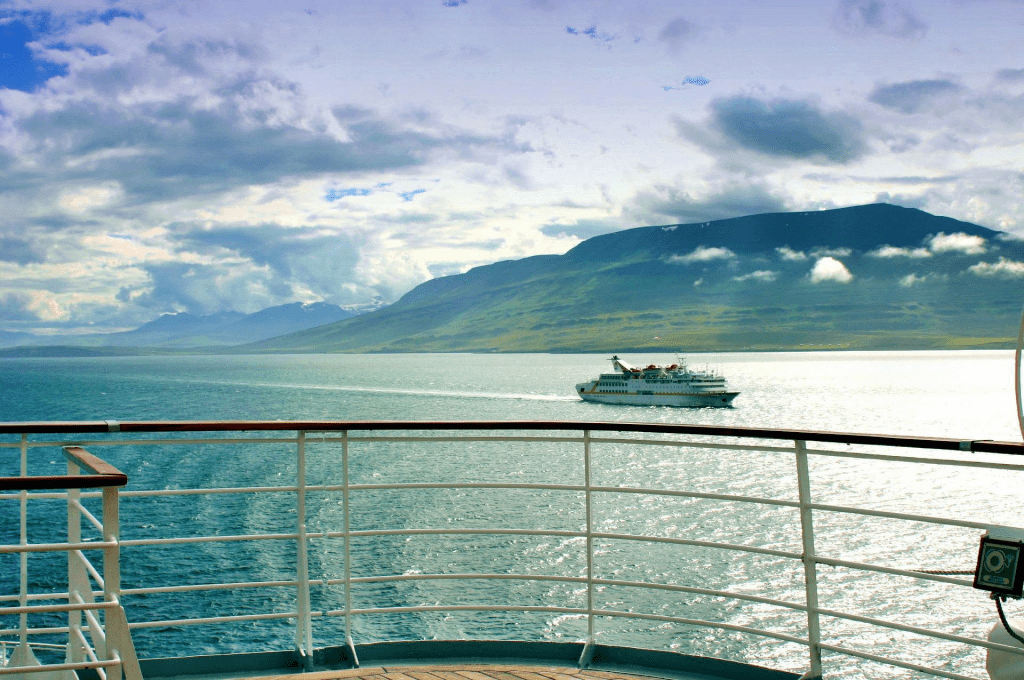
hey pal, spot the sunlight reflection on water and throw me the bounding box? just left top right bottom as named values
left=2, top=350, right=1023, bottom=678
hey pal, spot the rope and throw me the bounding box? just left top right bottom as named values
left=995, top=594, right=1024, bottom=646
left=911, top=569, right=975, bottom=575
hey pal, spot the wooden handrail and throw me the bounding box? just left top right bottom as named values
left=0, top=445, right=127, bottom=490
left=0, top=419, right=1022, bottom=455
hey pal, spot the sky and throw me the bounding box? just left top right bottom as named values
left=1, top=0, right=1023, bottom=335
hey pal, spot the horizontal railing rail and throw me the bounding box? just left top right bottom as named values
left=2, top=419, right=1023, bottom=454
left=3, top=421, right=1024, bottom=680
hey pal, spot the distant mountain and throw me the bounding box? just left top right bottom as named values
left=248, top=204, right=1024, bottom=353
left=0, top=302, right=356, bottom=351
left=216, top=302, right=356, bottom=345
left=106, top=302, right=355, bottom=347
left=104, top=311, right=247, bottom=346
left=0, top=329, right=39, bottom=349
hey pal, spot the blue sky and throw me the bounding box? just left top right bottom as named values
left=1, top=0, right=1023, bottom=334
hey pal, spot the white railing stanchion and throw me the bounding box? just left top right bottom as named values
left=795, top=439, right=823, bottom=680
left=341, top=430, right=358, bottom=667
left=295, top=431, right=314, bottom=669
left=105, top=606, right=143, bottom=680
left=18, top=436, right=28, bottom=647
left=10, top=433, right=42, bottom=673
left=100, top=483, right=121, bottom=665
left=65, top=458, right=86, bottom=678
left=578, top=429, right=596, bottom=669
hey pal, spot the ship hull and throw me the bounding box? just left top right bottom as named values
left=576, top=386, right=739, bottom=407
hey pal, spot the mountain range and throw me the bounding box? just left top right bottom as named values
left=0, top=302, right=354, bottom=351
left=5, top=203, right=1023, bottom=355
left=245, top=203, right=1024, bottom=353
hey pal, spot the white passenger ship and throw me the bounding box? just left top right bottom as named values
left=576, top=355, right=739, bottom=407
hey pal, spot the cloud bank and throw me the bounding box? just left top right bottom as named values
left=0, top=0, right=1022, bottom=336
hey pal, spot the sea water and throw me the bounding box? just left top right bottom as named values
left=2, top=351, right=1024, bottom=679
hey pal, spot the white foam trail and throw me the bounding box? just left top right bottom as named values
left=155, top=376, right=578, bottom=402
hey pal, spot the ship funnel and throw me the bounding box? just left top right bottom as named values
left=611, top=356, right=635, bottom=372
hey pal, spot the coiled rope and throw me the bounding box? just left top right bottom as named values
left=995, top=595, right=1024, bottom=645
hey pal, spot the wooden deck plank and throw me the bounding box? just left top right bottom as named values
left=508, top=671, right=557, bottom=680
left=454, top=671, right=507, bottom=680
left=231, top=664, right=667, bottom=680
left=460, top=670, right=525, bottom=680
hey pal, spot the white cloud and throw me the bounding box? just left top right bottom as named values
left=733, top=270, right=778, bottom=283
left=59, top=182, right=124, bottom=213
left=968, top=258, right=1024, bottom=278
left=899, top=273, right=941, bottom=286
left=928, top=232, right=986, bottom=255
left=669, top=246, right=736, bottom=264
left=776, top=246, right=807, bottom=261
left=811, top=247, right=851, bottom=257
left=869, top=245, right=932, bottom=258
left=809, top=257, right=853, bottom=283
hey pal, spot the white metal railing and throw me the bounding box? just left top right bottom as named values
left=0, top=442, right=142, bottom=680
left=2, top=420, right=1024, bottom=680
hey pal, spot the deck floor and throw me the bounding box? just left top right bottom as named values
left=238, top=664, right=705, bottom=680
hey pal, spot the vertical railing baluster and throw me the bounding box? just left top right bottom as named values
left=100, top=479, right=120, bottom=666
left=579, top=429, right=596, bottom=668
left=66, top=456, right=86, bottom=671
left=795, top=439, right=823, bottom=680
left=295, top=431, right=314, bottom=669
left=19, top=434, right=28, bottom=645
left=342, top=430, right=358, bottom=667
left=13, top=433, right=36, bottom=667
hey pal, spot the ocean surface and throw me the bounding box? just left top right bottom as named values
left=3, top=351, right=1024, bottom=679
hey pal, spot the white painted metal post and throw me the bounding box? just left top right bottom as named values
left=342, top=431, right=358, bottom=667
left=102, top=486, right=120, bottom=602
left=295, top=432, right=314, bottom=668
left=9, top=433, right=42, bottom=671
left=65, top=458, right=86, bottom=672
left=579, top=430, right=596, bottom=668
left=100, top=484, right=119, bottom=665
left=795, top=440, right=823, bottom=680
left=18, top=434, right=28, bottom=648
left=105, top=605, right=144, bottom=680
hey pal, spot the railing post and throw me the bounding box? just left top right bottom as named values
left=102, top=487, right=120, bottom=601
left=99, top=472, right=142, bottom=680
left=19, top=434, right=29, bottom=648
left=65, top=457, right=86, bottom=675
left=341, top=430, right=358, bottom=667
left=10, top=433, right=43, bottom=672
left=579, top=429, right=596, bottom=669
left=795, top=440, right=823, bottom=680
left=100, top=484, right=120, bottom=666
left=295, top=431, right=314, bottom=669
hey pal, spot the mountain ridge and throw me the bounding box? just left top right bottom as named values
left=0, top=302, right=355, bottom=350
left=246, top=203, right=1024, bottom=353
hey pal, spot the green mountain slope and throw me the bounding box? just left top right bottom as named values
left=248, top=204, right=1024, bottom=353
